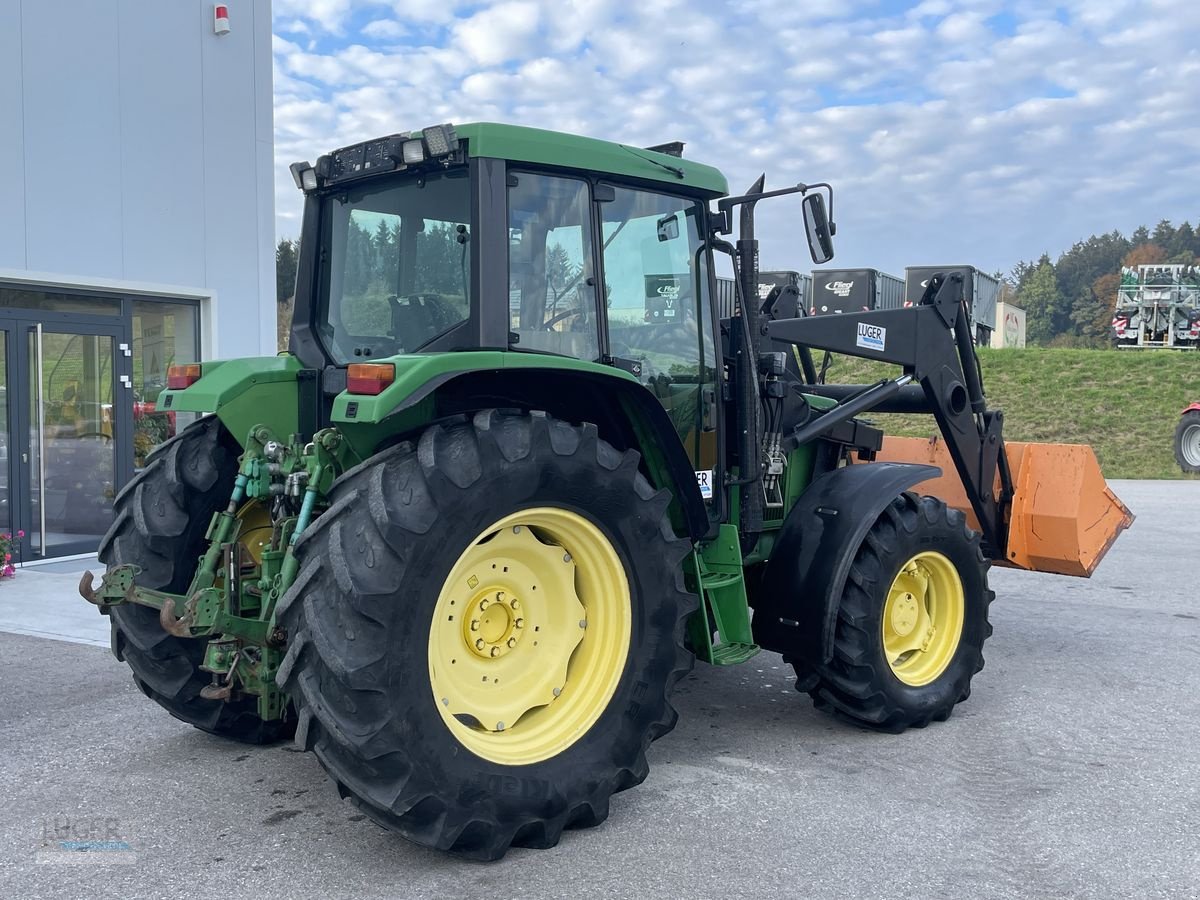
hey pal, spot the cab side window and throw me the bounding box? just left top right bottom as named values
left=507, top=172, right=600, bottom=361
left=600, top=187, right=718, bottom=471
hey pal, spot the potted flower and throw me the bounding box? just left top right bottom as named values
left=1, top=529, right=23, bottom=578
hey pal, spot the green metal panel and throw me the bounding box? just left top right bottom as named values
left=329, top=351, right=643, bottom=424
left=159, top=355, right=303, bottom=446
left=456, top=123, right=729, bottom=197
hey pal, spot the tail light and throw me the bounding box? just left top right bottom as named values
left=347, top=363, right=396, bottom=395
left=167, top=364, right=202, bottom=390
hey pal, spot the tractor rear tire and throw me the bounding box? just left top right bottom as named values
left=275, top=410, right=696, bottom=859
left=98, top=415, right=290, bottom=743
left=789, top=493, right=992, bottom=733
left=1175, top=411, right=1200, bottom=474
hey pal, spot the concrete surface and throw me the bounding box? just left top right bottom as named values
left=0, top=480, right=1197, bottom=900
left=0, top=556, right=103, bottom=648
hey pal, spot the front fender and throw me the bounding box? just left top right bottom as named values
left=754, top=462, right=940, bottom=663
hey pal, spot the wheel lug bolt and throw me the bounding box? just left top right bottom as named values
left=507, top=637, right=517, bottom=648
left=475, top=638, right=485, bottom=650
left=490, top=647, right=500, bottom=657
left=563, top=553, right=572, bottom=563
left=579, top=619, right=587, bottom=629
left=470, top=619, right=479, bottom=631
left=480, top=599, right=490, bottom=610
left=552, top=687, right=562, bottom=697
left=511, top=599, right=520, bottom=610
left=514, top=618, right=524, bottom=629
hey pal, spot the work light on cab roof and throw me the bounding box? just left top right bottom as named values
left=289, top=123, right=461, bottom=193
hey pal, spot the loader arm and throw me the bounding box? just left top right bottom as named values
left=768, top=273, right=1013, bottom=559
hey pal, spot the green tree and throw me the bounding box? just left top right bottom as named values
left=545, top=242, right=581, bottom=316
left=1167, top=221, right=1197, bottom=263
left=1151, top=219, right=1175, bottom=248
left=276, top=238, right=298, bottom=303
left=1018, top=254, right=1067, bottom=344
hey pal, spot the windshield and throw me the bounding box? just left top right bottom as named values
left=318, top=170, right=472, bottom=363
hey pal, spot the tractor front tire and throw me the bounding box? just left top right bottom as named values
left=275, top=410, right=696, bottom=859
left=1175, top=410, right=1200, bottom=474
left=790, top=493, right=992, bottom=733
left=99, top=415, right=290, bottom=743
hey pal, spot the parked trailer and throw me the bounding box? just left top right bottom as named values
left=1112, top=264, right=1200, bottom=349
left=991, top=302, right=1027, bottom=348
left=810, top=268, right=905, bottom=315
left=905, top=265, right=1000, bottom=346
left=716, top=270, right=811, bottom=319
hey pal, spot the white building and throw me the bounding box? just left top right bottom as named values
left=0, top=0, right=274, bottom=561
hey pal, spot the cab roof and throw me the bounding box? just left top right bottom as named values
left=455, top=122, right=729, bottom=197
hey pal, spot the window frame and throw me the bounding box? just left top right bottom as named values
left=504, top=168, right=606, bottom=361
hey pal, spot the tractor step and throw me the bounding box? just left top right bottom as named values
left=688, top=525, right=760, bottom=666
left=709, top=642, right=760, bottom=666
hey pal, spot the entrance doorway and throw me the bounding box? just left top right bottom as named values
left=0, top=318, right=132, bottom=560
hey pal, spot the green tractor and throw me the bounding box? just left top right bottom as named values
left=81, top=123, right=1132, bottom=859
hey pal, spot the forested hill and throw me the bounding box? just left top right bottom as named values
left=1011, top=220, right=1200, bottom=347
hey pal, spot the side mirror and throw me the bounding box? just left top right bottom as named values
left=802, top=193, right=834, bottom=264
left=656, top=214, right=680, bottom=242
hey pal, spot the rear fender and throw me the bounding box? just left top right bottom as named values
left=1184, top=403, right=1200, bottom=415
left=158, top=356, right=304, bottom=448
left=331, top=353, right=710, bottom=542
left=754, top=462, right=940, bottom=664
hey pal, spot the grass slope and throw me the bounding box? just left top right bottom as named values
left=818, top=347, right=1199, bottom=479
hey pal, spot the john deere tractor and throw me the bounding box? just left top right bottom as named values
left=81, top=123, right=1132, bottom=859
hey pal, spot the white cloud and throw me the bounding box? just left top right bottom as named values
left=453, top=2, right=542, bottom=67
left=360, top=19, right=406, bottom=41
left=270, top=0, right=1200, bottom=277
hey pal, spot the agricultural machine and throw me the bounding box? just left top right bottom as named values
left=80, top=123, right=1132, bottom=859
left=1112, top=264, right=1200, bottom=348
left=1178, top=403, right=1200, bottom=473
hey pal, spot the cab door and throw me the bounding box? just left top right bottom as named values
left=595, top=185, right=721, bottom=506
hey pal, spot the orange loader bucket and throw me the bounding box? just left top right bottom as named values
left=872, top=436, right=1134, bottom=577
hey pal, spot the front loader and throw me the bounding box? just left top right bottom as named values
left=80, top=123, right=1133, bottom=859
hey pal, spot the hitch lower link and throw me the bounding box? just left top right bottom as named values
left=79, top=565, right=201, bottom=637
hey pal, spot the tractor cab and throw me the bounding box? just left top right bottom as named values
left=285, top=123, right=833, bottom=502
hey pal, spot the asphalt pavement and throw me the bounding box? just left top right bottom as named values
left=1, top=479, right=1197, bottom=900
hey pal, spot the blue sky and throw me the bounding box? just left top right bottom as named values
left=271, top=0, right=1200, bottom=278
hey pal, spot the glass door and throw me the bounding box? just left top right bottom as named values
left=0, top=329, right=10, bottom=545
left=14, top=321, right=130, bottom=559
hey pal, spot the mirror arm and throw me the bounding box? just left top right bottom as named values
left=716, top=181, right=836, bottom=236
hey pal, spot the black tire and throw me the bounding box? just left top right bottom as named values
left=275, top=410, right=696, bottom=859
left=789, top=493, right=992, bottom=733
left=98, top=415, right=291, bottom=743
left=1175, top=410, right=1200, bottom=474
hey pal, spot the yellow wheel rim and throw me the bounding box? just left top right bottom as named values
left=881, top=551, right=964, bottom=687
left=428, top=508, right=632, bottom=766
left=236, top=502, right=274, bottom=565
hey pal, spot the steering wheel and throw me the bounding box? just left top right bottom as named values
left=76, top=432, right=113, bottom=444
left=542, top=308, right=583, bottom=331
